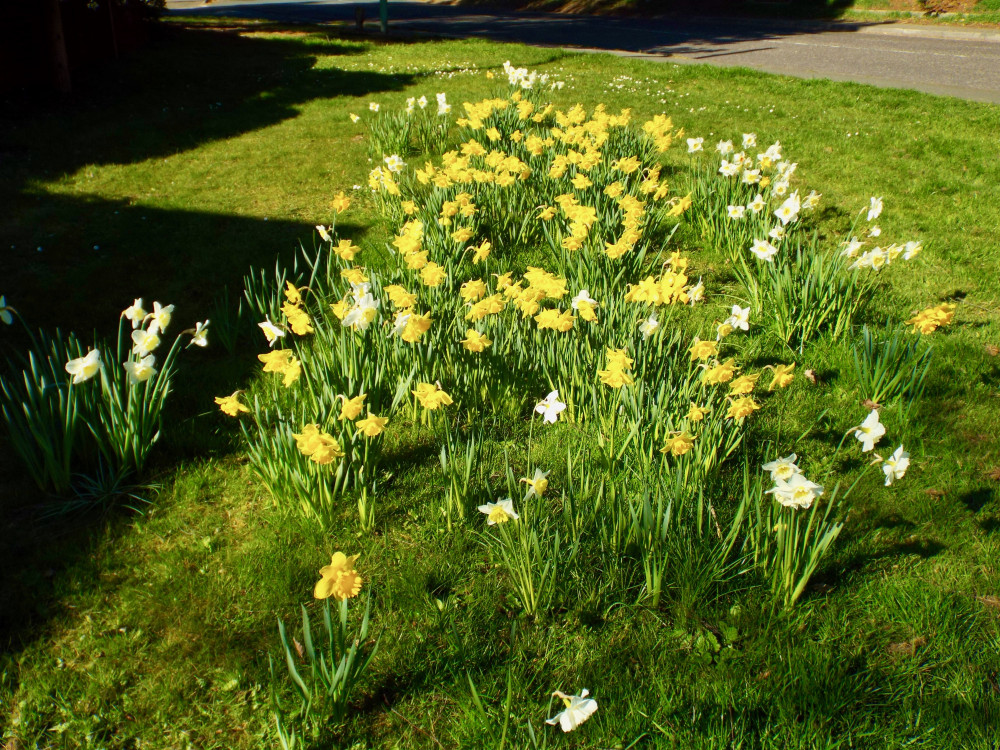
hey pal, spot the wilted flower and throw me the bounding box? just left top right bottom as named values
left=546, top=689, right=598, bottom=733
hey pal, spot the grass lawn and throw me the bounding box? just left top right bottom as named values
left=2, top=17, right=1000, bottom=749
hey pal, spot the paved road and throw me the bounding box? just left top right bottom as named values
left=166, top=0, right=1000, bottom=103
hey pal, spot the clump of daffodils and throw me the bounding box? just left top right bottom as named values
left=906, top=302, right=955, bottom=335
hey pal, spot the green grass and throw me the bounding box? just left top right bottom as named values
left=2, top=18, right=1000, bottom=749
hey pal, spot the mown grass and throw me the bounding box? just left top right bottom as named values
left=2, top=18, right=999, bottom=749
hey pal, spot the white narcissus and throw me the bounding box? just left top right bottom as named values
left=258, top=318, right=285, bottom=346
left=762, top=454, right=800, bottom=483
left=65, top=349, right=102, bottom=384
left=546, top=689, right=598, bottom=733
left=855, top=409, right=886, bottom=453
left=131, top=328, right=161, bottom=357
left=122, top=298, right=146, bottom=329
left=883, top=445, right=910, bottom=486
left=750, top=239, right=778, bottom=262
left=124, top=355, right=157, bottom=384
left=477, top=498, right=518, bottom=525
left=146, top=301, right=175, bottom=335
left=534, top=390, right=566, bottom=424
left=190, top=320, right=209, bottom=348
left=767, top=473, right=824, bottom=510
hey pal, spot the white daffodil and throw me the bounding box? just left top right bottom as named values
left=841, top=237, right=864, bottom=258
left=741, top=168, right=761, bottom=185
left=803, top=189, right=821, bottom=211
left=768, top=225, right=786, bottom=242
left=384, top=154, right=406, bottom=173
left=764, top=141, right=782, bottom=161
left=854, top=409, right=886, bottom=452
left=417, top=95, right=428, bottom=109
left=368, top=102, right=380, bottom=112
left=571, top=289, right=597, bottom=310
left=867, top=196, right=883, bottom=222
left=639, top=313, right=659, bottom=338
left=882, top=445, right=910, bottom=486
left=546, top=689, right=598, bottom=733
left=747, top=194, right=765, bottom=213
left=903, top=240, right=922, bottom=260
left=868, top=224, right=881, bottom=238
left=686, top=137, right=704, bottom=153
left=391, top=311, right=411, bottom=336
left=316, top=225, right=332, bottom=243
left=687, top=278, right=705, bottom=306
left=767, top=472, right=824, bottom=510
left=742, top=132, right=757, bottom=149
left=727, top=205, right=746, bottom=220
left=716, top=139, right=734, bottom=155
left=123, top=354, right=157, bottom=384
left=771, top=180, right=789, bottom=197
left=727, top=304, right=750, bottom=332
left=259, top=318, right=286, bottom=346
left=762, top=453, right=800, bottom=483
left=477, top=497, right=518, bottom=525
left=535, top=390, right=566, bottom=424
left=146, top=301, right=175, bottom=335
left=405, top=97, right=416, bottom=113
left=718, top=160, right=739, bottom=178
left=349, top=113, right=360, bottom=123
left=189, top=320, right=209, bottom=348
left=773, top=193, right=801, bottom=226
left=122, top=298, right=146, bottom=329
left=750, top=239, right=778, bottom=262
left=65, top=348, right=102, bottom=384
left=521, top=468, right=550, bottom=499
left=343, top=293, right=380, bottom=331
left=131, top=328, right=161, bottom=357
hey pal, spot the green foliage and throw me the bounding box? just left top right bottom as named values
left=852, top=322, right=932, bottom=412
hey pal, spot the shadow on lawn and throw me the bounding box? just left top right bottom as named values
left=0, top=21, right=412, bottom=655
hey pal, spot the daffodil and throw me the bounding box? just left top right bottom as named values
left=188, top=320, right=210, bottom=348
left=461, top=329, right=492, bottom=353
left=661, top=432, right=695, bottom=457
left=728, top=373, right=759, bottom=396
left=639, top=313, right=659, bottom=338
left=65, top=349, right=103, bottom=384
left=412, top=382, right=453, bottom=410
left=726, top=396, right=760, bottom=420
left=689, top=338, right=717, bottom=361
left=686, top=403, right=708, bottom=422
left=701, top=358, right=737, bottom=385
left=215, top=391, right=249, bottom=417
left=477, top=498, right=518, bottom=525
left=338, top=393, right=366, bottom=420
left=546, top=689, right=598, bottom=733
left=292, top=424, right=345, bottom=464
left=762, top=454, right=800, bottom=483
left=520, top=468, right=550, bottom=498
left=259, top=318, right=286, bottom=346
left=131, top=328, right=160, bottom=357
left=766, top=363, right=795, bottom=390
left=331, top=191, right=351, bottom=213
left=123, top=354, right=157, bottom=384
left=535, top=390, right=566, bottom=424
left=767, top=473, right=823, bottom=510
left=146, top=301, right=175, bottom=335
left=356, top=413, right=388, bottom=438
left=314, top=552, right=363, bottom=600
left=122, top=298, right=146, bottom=329
left=882, top=445, right=909, bottom=486
left=854, top=409, right=885, bottom=453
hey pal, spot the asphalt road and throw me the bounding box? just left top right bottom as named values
left=166, top=0, right=1000, bottom=103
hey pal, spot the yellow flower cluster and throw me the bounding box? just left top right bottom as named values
left=597, top=347, right=634, bottom=389
left=292, top=424, right=345, bottom=464
left=906, top=303, right=955, bottom=335
left=259, top=348, right=301, bottom=387
left=281, top=281, right=313, bottom=336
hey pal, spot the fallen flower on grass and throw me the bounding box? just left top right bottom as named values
left=546, top=689, right=598, bottom=732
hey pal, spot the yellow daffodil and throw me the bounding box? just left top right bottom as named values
left=292, top=424, right=345, bottom=464
left=313, top=552, right=362, bottom=600
left=661, top=432, right=695, bottom=457
left=520, top=468, right=550, bottom=498
left=461, top=329, right=492, bottom=352
left=338, top=393, right=366, bottom=420
left=356, top=412, right=388, bottom=438
left=729, top=373, right=760, bottom=396
left=215, top=391, right=249, bottom=417
left=335, top=239, right=360, bottom=261
left=330, top=191, right=351, bottom=213
left=702, top=358, right=737, bottom=385
left=686, top=403, right=708, bottom=422
left=766, top=363, right=796, bottom=390
left=726, top=396, right=760, bottom=420
left=689, top=339, right=718, bottom=361
left=412, top=382, right=453, bottom=410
